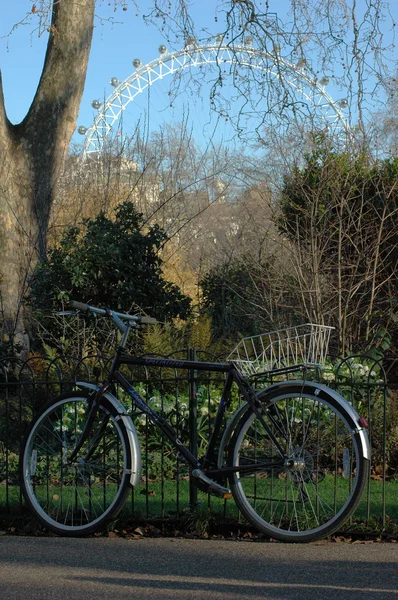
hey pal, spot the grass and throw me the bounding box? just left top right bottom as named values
left=129, top=476, right=398, bottom=522
left=1, top=477, right=397, bottom=535
left=0, top=479, right=233, bottom=519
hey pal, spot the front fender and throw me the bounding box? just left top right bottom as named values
left=76, top=382, right=142, bottom=487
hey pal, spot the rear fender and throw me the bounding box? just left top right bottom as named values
left=262, top=380, right=370, bottom=460
left=217, top=380, right=370, bottom=466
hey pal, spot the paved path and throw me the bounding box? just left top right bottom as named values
left=0, top=536, right=397, bottom=599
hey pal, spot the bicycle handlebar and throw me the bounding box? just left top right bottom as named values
left=70, top=300, right=157, bottom=331
left=70, top=301, right=91, bottom=312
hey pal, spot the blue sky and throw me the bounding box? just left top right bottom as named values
left=0, top=1, right=293, bottom=150
left=1, top=2, right=238, bottom=120
left=0, top=3, right=180, bottom=123
left=1, top=1, right=397, bottom=151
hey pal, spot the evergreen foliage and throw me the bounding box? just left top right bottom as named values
left=29, top=201, right=191, bottom=322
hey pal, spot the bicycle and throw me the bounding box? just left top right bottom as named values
left=21, top=301, right=370, bottom=542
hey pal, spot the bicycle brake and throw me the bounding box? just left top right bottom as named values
left=192, top=469, right=232, bottom=499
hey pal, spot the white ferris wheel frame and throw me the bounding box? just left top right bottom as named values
left=82, top=42, right=350, bottom=158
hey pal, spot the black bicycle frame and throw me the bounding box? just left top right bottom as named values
left=73, top=346, right=287, bottom=477
left=112, top=351, right=233, bottom=472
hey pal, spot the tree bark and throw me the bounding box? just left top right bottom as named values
left=0, top=0, right=95, bottom=346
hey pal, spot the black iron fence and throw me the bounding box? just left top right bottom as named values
left=0, top=351, right=397, bottom=531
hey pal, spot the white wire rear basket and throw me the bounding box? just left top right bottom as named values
left=227, top=324, right=334, bottom=376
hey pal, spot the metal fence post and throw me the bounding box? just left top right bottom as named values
left=188, top=347, right=198, bottom=507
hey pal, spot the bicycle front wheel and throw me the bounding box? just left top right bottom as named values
left=229, top=384, right=369, bottom=542
left=21, top=392, right=131, bottom=536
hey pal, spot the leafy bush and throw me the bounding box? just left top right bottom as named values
left=0, top=443, right=18, bottom=483
left=28, top=201, right=191, bottom=329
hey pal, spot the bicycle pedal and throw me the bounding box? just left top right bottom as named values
left=192, top=469, right=232, bottom=499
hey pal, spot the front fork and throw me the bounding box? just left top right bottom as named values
left=66, top=383, right=110, bottom=464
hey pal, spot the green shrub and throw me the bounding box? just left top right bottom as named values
left=28, top=201, right=191, bottom=350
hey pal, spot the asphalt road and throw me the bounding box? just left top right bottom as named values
left=0, top=536, right=397, bottom=600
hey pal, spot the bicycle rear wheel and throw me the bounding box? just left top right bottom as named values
left=228, top=384, right=369, bottom=542
left=21, top=392, right=131, bottom=536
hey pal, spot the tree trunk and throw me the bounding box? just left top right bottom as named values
left=0, top=0, right=95, bottom=347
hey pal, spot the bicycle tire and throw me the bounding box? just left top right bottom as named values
left=21, top=391, right=132, bottom=536
left=228, top=382, right=369, bottom=542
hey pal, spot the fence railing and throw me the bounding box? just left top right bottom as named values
left=0, top=351, right=397, bottom=532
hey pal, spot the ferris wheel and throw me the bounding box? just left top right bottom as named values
left=78, top=37, right=350, bottom=159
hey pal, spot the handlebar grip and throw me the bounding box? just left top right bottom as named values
left=140, top=316, right=157, bottom=325
left=70, top=300, right=90, bottom=312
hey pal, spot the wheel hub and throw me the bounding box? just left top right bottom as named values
left=285, top=449, right=315, bottom=483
